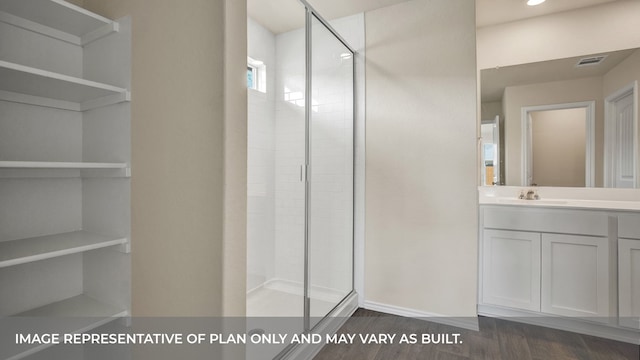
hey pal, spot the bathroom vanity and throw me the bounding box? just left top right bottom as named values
left=478, top=187, right=640, bottom=344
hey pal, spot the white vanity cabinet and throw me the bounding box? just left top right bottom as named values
left=482, top=229, right=541, bottom=311
left=479, top=204, right=640, bottom=343
left=618, top=214, right=640, bottom=330
left=541, top=233, right=609, bottom=321
left=480, top=206, right=612, bottom=321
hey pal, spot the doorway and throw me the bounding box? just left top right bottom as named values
left=605, top=82, right=638, bottom=188
left=481, top=116, right=500, bottom=185
left=521, top=102, right=595, bottom=187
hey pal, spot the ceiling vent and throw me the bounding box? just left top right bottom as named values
left=575, top=55, right=608, bottom=67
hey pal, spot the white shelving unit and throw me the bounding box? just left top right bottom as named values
left=0, top=231, right=128, bottom=268
left=0, top=161, right=131, bottom=178
left=0, top=60, right=130, bottom=111
left=2, top=295, right=127, bottom=360
left=0, top=1, right=131, bottom=359
left=0, top=161, right=128, bottom=169
left=0, top=0, right=118, bottom=45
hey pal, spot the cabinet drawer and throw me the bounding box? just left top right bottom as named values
left=482, top=206, right=608, bottom=236
left=618, top=213, right=640, bottom=239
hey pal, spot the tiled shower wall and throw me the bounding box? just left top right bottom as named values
left=274, top=27, right=307, bottom=289
left=247, top=18, right=276, bottom=291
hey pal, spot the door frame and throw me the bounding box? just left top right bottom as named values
left=604, top=81, right=638, bottom=188
left=521, top=101, right=596, bottom=187
left=481, top=115, right=501, bottom=185
left=302, top=0, right=358, bottom=332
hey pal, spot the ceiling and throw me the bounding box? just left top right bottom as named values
left=481, top=48, right=637, bottom=102
left=248, top=0, right=410, bottom=34
left=249, top=0, right=626, bottom=34
left=476, top=0, right=621, bottom=27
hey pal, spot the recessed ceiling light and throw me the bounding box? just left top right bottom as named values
left=527, top=0, right=546, bottom=6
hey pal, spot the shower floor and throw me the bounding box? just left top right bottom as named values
left=246, top=283, right=344, bottom=318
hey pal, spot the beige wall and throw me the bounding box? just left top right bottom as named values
left=503, top=77, right=603, bottom=186
left=604, top=49, right=640, bottom=96
left=81, top=0, right=247, bottom=317
left=481, top=101, right=502, bottom=121
left=531, top=108, right=587, bottom=187
left=365, top=0, right=478, bottom=318
left=477, top=1, right=640, bottom=69
left=222, top=0, right=248, bottom=317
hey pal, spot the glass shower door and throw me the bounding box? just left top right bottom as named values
left=246, top=1, right=306, bottom=358
left=247, top=2, right=356, bottom=349
left=307, top=14, right=354, bottom=328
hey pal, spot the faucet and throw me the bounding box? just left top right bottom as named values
left=519, top=189, right=539, bottom=200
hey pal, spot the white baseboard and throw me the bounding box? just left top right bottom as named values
left=363, top=300, right=480, bottom=331
left=478, top=304, right=640, bottom=345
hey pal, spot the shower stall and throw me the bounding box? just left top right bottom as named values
left=246, top=0, right=357, bottom=356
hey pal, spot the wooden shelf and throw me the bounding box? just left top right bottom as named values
left=0, top=231, right=128, bottom=268
left=0, top=0, right=118, bottom=46
left=2, top=295, right=127, bottom=360
left=0, top=60, right=130, bottom=111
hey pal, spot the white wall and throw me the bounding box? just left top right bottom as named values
left=364, top=0, right=478, bottom=324
left=477, top=1, right=640, bottom=69
left=273, top=26, right=307, bottom=288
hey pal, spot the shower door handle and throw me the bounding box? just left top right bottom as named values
left=300, top=164, right=307, bottom=182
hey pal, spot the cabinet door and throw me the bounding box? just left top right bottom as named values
left=619, top=238, right=640, bottom=329
left=541, top=234, right=609, bottom=321
left=482, top=230, right=541, bottom=311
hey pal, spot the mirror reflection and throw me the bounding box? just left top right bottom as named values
left=480, top=47, right=640, bottom=188
left=481, top=116, right=500, bottom=186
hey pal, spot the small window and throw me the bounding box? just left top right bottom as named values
left=247, top=66, right=256, bottom=89
left=247, top=57, right=266, bottom=93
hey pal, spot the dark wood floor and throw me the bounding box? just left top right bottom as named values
left=314, top=309, right=640, bottom=360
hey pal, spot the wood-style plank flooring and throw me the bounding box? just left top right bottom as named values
left=313, top=309, right=640, bottom=360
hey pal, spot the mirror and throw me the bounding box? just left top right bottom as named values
left=480, top=47, right=640, bottom=188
